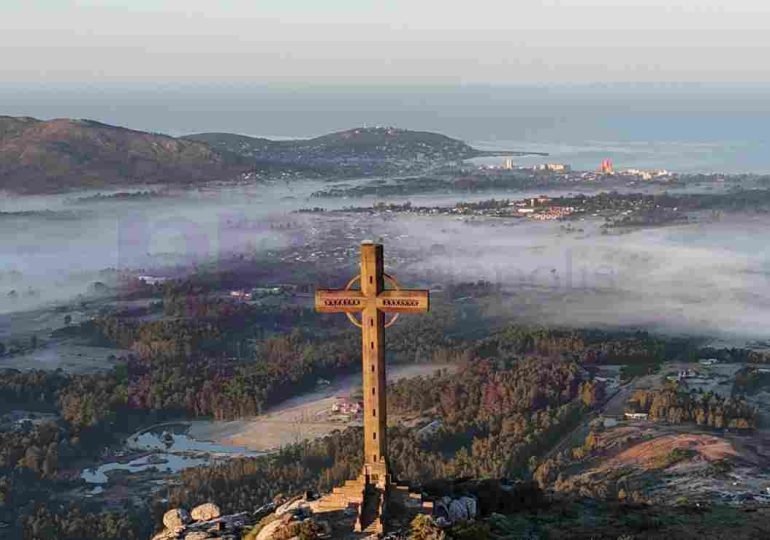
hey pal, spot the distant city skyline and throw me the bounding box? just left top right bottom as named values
left=2, top=0, right=770, bottom=85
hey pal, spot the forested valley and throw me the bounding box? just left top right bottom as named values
left=1, top=278, right=767, bottom=539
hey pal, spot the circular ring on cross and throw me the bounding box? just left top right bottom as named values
left=343, top=273, right=401, bottom=328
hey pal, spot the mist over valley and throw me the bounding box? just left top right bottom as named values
left=2, top=114, right=770, bottom=540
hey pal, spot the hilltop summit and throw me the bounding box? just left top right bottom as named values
left=0, top=117, right=511, bottom=194
left=0, top=116, right=245, bottom=194
left=184, top=125, right=483, bottom=163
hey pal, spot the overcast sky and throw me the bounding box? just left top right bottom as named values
left=2, top=0, right=770, bottom=84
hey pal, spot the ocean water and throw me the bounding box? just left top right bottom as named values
left=2, top=83, right=769, bottom=173
left=469, top=139, right=770, bottom=174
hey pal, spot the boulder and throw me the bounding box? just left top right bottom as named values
left=439, top=495, right=478, bottom=523
left=274, top=497, right=309, bottom=517
left=460, top=496, right=477, bottom=520
left=184, top=532, right=211, bottom=540
left=433, top=496, right=451, bottom=521
left=255, top=518, right=285, bottom=540
left=163, top=508, right=191, bottom=530
left=448, top=498, right=469, bottom=522
left=217, top=512, right=249, bottom=529
left=316, top=520, right=332, bottom=537
left=150, top=529, right=176, bottom=540
left=191, top=503, right=221, bottom=521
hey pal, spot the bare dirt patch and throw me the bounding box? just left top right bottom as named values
left=188, top=363, right=455, bottom=452
left=610, top=433, right=738, bottom=470
left=1, top=341, right=127, bottom=373
left=556, top=423, right=770, bottom=505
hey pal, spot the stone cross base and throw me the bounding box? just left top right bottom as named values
left=310, top=468, right=433, bottom=538
left=363, top=460, right=390, bottom=490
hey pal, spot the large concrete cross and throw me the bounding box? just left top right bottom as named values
left=315, top=242, right=429, bottom=487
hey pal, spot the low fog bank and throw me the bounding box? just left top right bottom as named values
left=0, top=183, right=324, bottom=315
left=2, top=183, right=769, bottom=346
left=0, top=180, right=678, bottom=316
left=385, top=215, right=770, bottom=344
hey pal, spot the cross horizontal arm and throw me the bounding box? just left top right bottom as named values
left=376, top=289, right=430, bottom=313
left=315, top=289, right=366, bottom=313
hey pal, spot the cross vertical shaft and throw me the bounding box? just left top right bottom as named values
left=360, top=243, right=387, bottom=472
left=314, top=242, right=430, bottom=531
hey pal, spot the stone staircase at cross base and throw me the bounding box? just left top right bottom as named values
left=311, top=476, right=367, bottom=513
left=310, top=475, right=434, bottom=537
left=357, top=485, right=384, bottom=535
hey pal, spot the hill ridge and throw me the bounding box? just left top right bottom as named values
left=0, top=116, right=536, bottom=194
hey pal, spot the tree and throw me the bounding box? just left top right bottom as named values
left=19, top=446, right=42, bottom=473
left=534, top=458, right=557, bottom=488
left=583, top=431, right=599, bottom=452
left=409, top=515, right=446, bottom=540
left=579, top=380, right=605, bottom=408
left=42, top=443, right=58, bottom=479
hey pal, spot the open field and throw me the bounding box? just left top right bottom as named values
left=0, top=340, right=128, bottom=372
left=0, top=297, right=148, bottom=372
left=188, top=363, right=455, bottom=452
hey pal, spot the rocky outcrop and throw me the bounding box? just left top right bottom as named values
left=152, top=478, right=437, bottom=539
left=184, top=533, right=211, bottom=540
left=191, top=503, right=221, bottom=522
left=253, top=517, right=286, bottom=540
left=163, top=508, right=191, bottom=530
left=150, top=493, right=340, bottom=540
left=150, top=529, right=177, bottom=540
left=152, top=505, right=253, bottom=540
left=432, top=496, right=478, bottom=524
left=152, top=479, right=546, bottom=539
left=256, top=516, right=331, bottom=540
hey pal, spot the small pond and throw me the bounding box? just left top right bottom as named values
left=80, top=422, right=263, bottom=484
